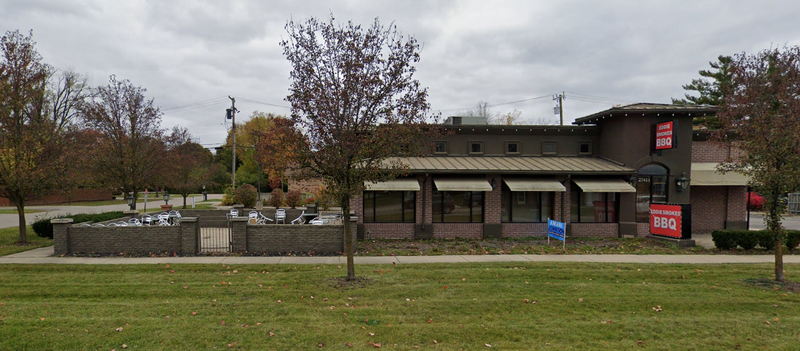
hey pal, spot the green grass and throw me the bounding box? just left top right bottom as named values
left=0, top=263, right=798, bottom=350
left=0, top=208, right=45, bottom=215
left=0, top=226, right=51, bottom=256
left=356, top=237, right=713, bottom=256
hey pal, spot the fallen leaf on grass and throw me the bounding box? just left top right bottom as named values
left=317, top=343, right=325, bottom=348
left=191, top=311, right=198, bottom=316
left=268, top=331, right=276, bottom=337
left=121, top=344, right=128, bottom=349
left=344, top=342, right=353, bottom=347
left=578, top=298, right=584, bottom=303
left=651, top=306, right=662, bottom=312
left=485, top=343, right=492, bottom=348
left=370, top=342, right=382, bottom=348
left=368, top=332, right=375, bottom=336
left=115, top=327, right=124, bottom=332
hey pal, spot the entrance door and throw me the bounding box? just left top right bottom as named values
left=636, top=164, right=668, bottom=222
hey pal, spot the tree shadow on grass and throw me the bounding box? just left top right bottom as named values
left=329, top=276, right=372, bottom=290
left=743, top=278, right=800, bottom=292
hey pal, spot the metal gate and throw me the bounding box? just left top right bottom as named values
left=789, top=193, right=800, bottom=214
left=199, top=223, right=231, bottom=253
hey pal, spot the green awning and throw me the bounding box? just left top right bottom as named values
left=433, top=178, right=492, bottom=191
left=503, top=178, right=565, bottom=192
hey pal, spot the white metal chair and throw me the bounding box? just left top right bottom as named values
left=275, top=209, right=286, bottom=224
left=157, top=214, right=171, bottom=226
left=93, top=223, right=106, bottom=227
left=228, top=208, right=239, bottom=219
left=291, top=211, right=305, bottom=225
left=128, top=218, right=142, bottom=226
left=248, top=211, right=259, bottom=224
left=257, top=212, right=273, bottom=224
left=142, top=215, right=153, bottom=226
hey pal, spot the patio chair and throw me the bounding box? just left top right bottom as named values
left=248, top=211, right=259, bottom=224
left=116, top=221, right=129, bottom=227
left=157, top=214, right=171, bottom=226
left=142, top=215, right=153, bottom=226
left=257, top=212, right=274, bottom=224
left=309, top=216, right=324, bottom=225
left=107, top=223, right=118, bottom=227
left=275, top=209, right=286, bottom=224
left=128, top=218, right=142, bottom=226
left=290, top=211, right=306, bottom=225
left=93, top=223, right=106, bottom=227
left=227, top=208, right=239, bottom=219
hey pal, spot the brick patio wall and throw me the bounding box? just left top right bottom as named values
left=52, top=218, right=199, bottom=256
left=232, top=218, right=351, bottom=255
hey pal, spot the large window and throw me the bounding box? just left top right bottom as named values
left=501, top=187, right=553, bottom=222
left=432, top=191, right=484, bottom=223
left=636, top=164, right=668, bottom=222
left=363, top=191, right=415, bottom=223
left=570, top=184, right=618, bottom=223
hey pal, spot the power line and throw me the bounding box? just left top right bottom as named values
left=238, top=97, right=292, bottom=109
left=434, top=94, right=551, bottom=112
left=161, top=97, right=228, bottom=111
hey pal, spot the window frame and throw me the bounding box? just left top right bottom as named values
left=505, top=141, right=520, bottom=155
left=434, top=141, right=447, bottom=154
left=542, top=141, right=558, bottom=155
left=468, top=141, right=484, bottom=155
left=432, top=190, right=485, bottom=223
left=579, top=142, right=592, bottom=155
left=362, top=191, right=416, bottom=223
left=501, top=186, right=553, bottom=223
left=570, top=184, right=619, bottom=223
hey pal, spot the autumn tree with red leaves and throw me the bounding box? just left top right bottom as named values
left=281, top=16, right=432, bottom=280
left=717, top=46, right=800, bottom=282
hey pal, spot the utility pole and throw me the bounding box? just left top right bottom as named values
left=226, top=96, right=239, bottom=189
left=553, top=92, right=565, bottom=125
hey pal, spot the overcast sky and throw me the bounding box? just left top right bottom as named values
left=3, top=0, right=799, bottom=147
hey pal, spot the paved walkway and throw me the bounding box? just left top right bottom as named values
left=1, top=246, right=798, bottom=265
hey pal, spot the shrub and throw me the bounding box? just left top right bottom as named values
left=736, top=231, right=758, bottom=250
left=303, top=196, right=316, bottom=205
left=234, top=184, right=258, bottom=208
left=786, top=230, right=800, bottom=251
left=32, top=211, right=126, bottom=239
left=755, top=231, right=776, bottom=250
left=221, top=186, right=236, bottom=206
left=711, top=230, right=738, bottom=250
left=269, top=188, right=284, bottom=208
left=285, top=190, right=302, bottom=208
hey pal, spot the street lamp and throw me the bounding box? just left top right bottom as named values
left=163, top=192, right=170, bottom=205
left=126, top=194, right=134, bottom=209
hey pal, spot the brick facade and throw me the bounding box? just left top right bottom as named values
left=690, top=140, right=748, bottom=233
left=570, top=223, right=619, bottom=237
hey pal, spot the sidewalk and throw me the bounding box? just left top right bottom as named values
left=1, top=246, right=799, bottom=265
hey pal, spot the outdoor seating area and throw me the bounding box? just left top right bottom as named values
left=224, top=207, right=341, bottom=225
left=77, top=210, right=183, bottom=227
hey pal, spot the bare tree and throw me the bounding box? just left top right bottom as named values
left=0, top=30, right=84, bottom=244
left=489, top=109, right=521, bottom=125
left=281, top=16, right=431, bottom=280
left=717, top=46, right=800, bottom=282
left=80, top=75, right=164, bottom=210
left=165, top=127, right=214, bottom=208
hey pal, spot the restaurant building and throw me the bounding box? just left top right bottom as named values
left=352, top=103, right=748, bottom=239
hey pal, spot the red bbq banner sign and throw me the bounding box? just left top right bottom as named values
left=655, top=121, right=674, bottom=150
left=649, top=204, right=682, bottom=238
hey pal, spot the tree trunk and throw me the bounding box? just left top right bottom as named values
left=183, top=195, right=187, bottom=208
left=16, top=200, right=27, bottom=245
left=130, top=190, right=138, bottom=210
left=766, top=190, right=784, bottom=282
left=342, top=196, right=355, bottom=281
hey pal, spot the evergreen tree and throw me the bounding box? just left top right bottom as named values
left=673, top=55, right=733, bottom=129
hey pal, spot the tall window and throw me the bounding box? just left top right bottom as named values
left=570, top=184, right=618, bottom=223
left=432, top=191, right=484, bottom=223
left=501, top=187, right=553, bottom=222
left=636, top=164, right=668, bottom=222
left=434, top=141, right=447, bottom=154
left=363, top=191, right=415, bottom=223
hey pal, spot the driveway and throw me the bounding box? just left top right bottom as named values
left=0, top=194, right=223, bottom=229
left=748, top=212, right=800, bottom=230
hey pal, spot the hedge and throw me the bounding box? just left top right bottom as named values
left=711, top=229, right=800, bottom=251
left=32, top=211, right=126, bottom=239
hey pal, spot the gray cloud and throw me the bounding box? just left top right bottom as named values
left=2, top=0, right=799, bottom=145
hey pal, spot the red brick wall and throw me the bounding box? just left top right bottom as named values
left=485, top=175, right=502, bottom=224
left=726, top=186, right=748, bottom=229
left=570, top=223, right=619, bottom=237
left=691, top=186, right=727, bottom=233
left=501, top=223, right=548, bottom=238
left=692, top=141, right=744, bottom=163
left=433, top=223, right=483, bottom=239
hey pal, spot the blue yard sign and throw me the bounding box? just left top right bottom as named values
left=547, top=218, right=566, bottom=249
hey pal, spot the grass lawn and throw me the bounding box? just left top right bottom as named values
left=0, top=263, right=798, bottom=350
left=0, top=208, right=45, bottom=215
left=0, top=226, right=51, bottom=256
left=355, top=237, right=714, bottom=256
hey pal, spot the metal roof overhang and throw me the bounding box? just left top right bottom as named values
left=503, top=178, right=566, bottom=192
left=433, top=178, right=493, bottom=192
left=384, top=157, right=634, bottom=175
left=364, top=178, right=421, bottom=191
left=573, top=179, right=636, bottom=193
left=691, top=163, right=748, bottom=186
